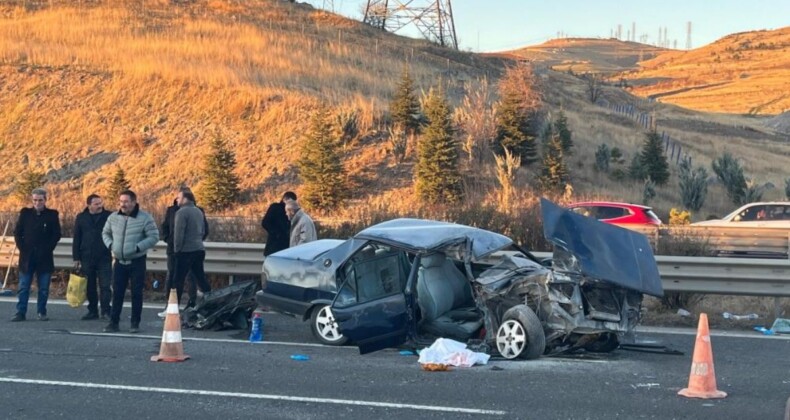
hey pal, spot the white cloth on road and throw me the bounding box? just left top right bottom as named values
left=417, top=338, right=490, bottom=367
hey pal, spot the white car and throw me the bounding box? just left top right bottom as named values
left=692, top=202, right=790, bottom=228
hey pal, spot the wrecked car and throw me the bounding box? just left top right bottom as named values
left=256, top=198, right=663, bottom=359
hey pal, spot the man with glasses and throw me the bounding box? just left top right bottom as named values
left=11, top=188, right=61, bottom=322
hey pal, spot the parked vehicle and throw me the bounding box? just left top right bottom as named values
left=256, top=199, right=663, bottom=359
left=691, top=202, right=790, bottom=229
left=567, top=201, right=662, bottom=226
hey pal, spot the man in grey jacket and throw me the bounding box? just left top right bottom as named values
left=172, top=190, right=211, bottom=308
left=101, top=190, right=159, bottom=333
left=286, top=200, right=317, bottom=247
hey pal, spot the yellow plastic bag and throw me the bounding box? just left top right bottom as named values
left=66, top=273, right=87, bottom=308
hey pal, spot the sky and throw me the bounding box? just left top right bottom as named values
left=307, top=0, right=790, bottom=52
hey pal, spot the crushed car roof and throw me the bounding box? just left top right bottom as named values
left=356, top=218, right=513, bottom=260
left=541, top=198, right=664, bottom=297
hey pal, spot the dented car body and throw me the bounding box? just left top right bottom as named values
left=256, top=199, right=663, bottom=358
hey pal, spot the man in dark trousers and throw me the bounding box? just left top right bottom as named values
left=261, top=191, right=296, bottom=256
left=11, top=188, right=61, bottom=322
left=172, top=190, right=211, bottom=308
left=102, top=190, right=159, bottom=333
left=159, top=187, right=209, bottom=317
left=72, top=194, right=113, bottom=320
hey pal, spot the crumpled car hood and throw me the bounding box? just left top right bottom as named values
left=356, top=218, right=512, bottom=260
left=541, top=198, right=663, bottom=297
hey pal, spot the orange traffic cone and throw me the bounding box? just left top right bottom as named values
left=151, top=289, right=190, bottom=362
left=678, top=313, right=726, bottom=399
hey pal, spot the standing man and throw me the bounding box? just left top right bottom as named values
left=261, top=191, right=296, bottom=256
left=72, top=194, right=113, bottom=320
left=102, top=190, right=159, bottom=333
left=172, top=190, right=211, bottom=308
left=11, top=188, right=61, bottom=322
left=286, top=200, right=317, bottom=247
left=160, top=187, right=208, bottom=317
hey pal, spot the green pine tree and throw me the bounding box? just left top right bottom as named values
left=639, top=130, right=670, bottom=186
left=390, top=68, right=421, bottom=135
left=494, top=89, right=538, bottom=165
left=15, top=170, right=46, bottom=203
left=414, top=88, right=464, bottom=204
left=538, top=133, right=570, bottom=192
left=200, top=135, right=241, bottom=212
left=106, top=166, right=131, bottom=207
left=299, top=104, right=348, bottom=211
left=553, top=110, right=573, bottom=154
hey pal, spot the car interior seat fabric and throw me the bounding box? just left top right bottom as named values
left=416, top=252, right=482, bottom=341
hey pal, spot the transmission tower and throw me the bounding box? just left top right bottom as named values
left=686, top=22, right=692, bottom=50
left=363, top=0, right=459, bottom=49
left=323, top=0, right=334, bottom=12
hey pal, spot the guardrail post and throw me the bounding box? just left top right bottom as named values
left=775, top=297, right=783, bottom=321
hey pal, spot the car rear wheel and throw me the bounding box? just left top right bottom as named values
left=310, top=305, right=348, bottom=346
left=496, top=305, right=545, bottom=360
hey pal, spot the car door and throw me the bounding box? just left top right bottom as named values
left=330, top=245, right=410, bottom=354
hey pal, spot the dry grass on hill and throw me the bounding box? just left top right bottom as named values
left=508, top=37, right=666, bottom=74
left=0, top=0, right=496, bottom=214
left=0, top=0, right=785, bottom=230
left=621, top=27, right=790, bottom=115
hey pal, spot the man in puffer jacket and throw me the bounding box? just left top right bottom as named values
left=101, top=190, right=159, bottom=333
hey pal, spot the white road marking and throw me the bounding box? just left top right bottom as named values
left=0, top=377, right=506, bottom=416
left=67, top=331, right=354, bottom=349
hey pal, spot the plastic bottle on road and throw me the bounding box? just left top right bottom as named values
left=249, top=310, right=264, bottom=342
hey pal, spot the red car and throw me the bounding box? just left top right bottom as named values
left=567, top=201, right=662, bottom=226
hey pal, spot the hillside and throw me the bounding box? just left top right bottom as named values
left=0, top=0, right=498, bottom=213
left=620, top=27, right=790, bottom=115
left=503, top=38, right=667, bottom=74
left=0, top=0, right=786, bottom=231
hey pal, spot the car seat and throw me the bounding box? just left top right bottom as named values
left=416, top=252, right=482, bottom=341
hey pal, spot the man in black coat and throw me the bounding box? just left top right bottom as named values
left=261, top=191, right=296, bottom=256
left=11, top=188, right=61, bottom=322
left=160, top=187, right=209, bottom=315
left=72, top=194, right=113, bottom=320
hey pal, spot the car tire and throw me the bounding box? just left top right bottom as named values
left=310, top=305, right=348, bottom=346
left=582, top=332, right=620, bottom=353
left=496, top=305, right=546, bottom=360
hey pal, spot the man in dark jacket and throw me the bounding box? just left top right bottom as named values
left=72, top=194, right=112, bottom=320
left=11, top=188, right=61, bottom=322
left=261, top=191, right=296, bottom=256
left=160, top=187, right=209, bottom=315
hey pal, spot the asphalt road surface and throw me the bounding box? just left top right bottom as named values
left=1, top=298, right=789, bottom=419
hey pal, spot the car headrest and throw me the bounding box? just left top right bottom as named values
left=422, top=252, right=446, bottom=268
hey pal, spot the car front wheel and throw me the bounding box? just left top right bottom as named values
left=496, top=305, right=546, bottom=360
left=310, top=305, right=348, bottom=346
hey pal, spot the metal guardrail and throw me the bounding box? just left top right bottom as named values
left=0, top=238, right=789, bottom=297
left=615, top=225, right=790, bottom=258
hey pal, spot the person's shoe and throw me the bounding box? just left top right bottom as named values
left=37, top=313, right=49, bottom=321
left=81, top=312, right=99, bottom=321
left=100, top=313, right=111, bottom=321
left=129, top=324, right=140, bottom=334
left=157, top=311, right=166, bottom=319
left=10, top=313, right=25, bottom=322
left=103, top=322, right=119, bottom=333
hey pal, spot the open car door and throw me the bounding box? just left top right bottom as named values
left=330, top=245, right=410, bottom=354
